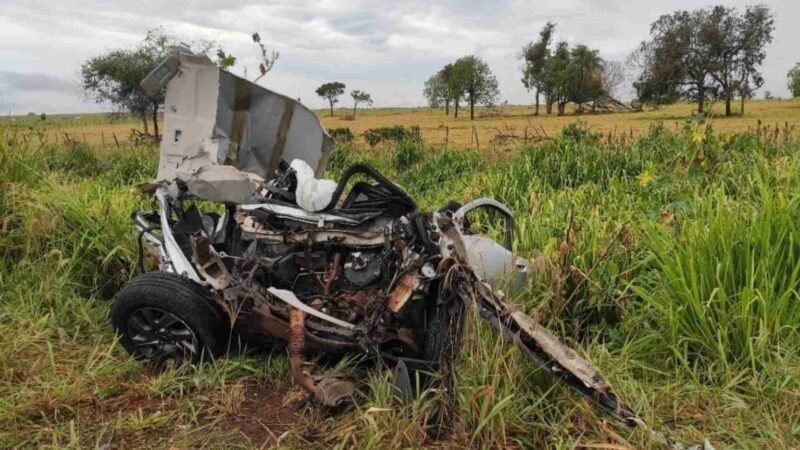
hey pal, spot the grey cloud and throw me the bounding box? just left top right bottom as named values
left=0, top=0, right=797, bottom=114
left=0, top=71, right=77, bottom=93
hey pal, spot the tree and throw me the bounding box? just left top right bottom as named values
left=424, top=63, right=467, bottom=117
left=705, top=6, right=741, bottom=116
left=251, top=33, right=280, bottom=83
left=789, top=63, right=800, bottom=97
left=81, top=28, right=174, bottom=140
left=632, top=9, right=717, bottom=114
left=763, top=90, right=773, bottom=100
left=423, top=70, right=448, bottom=113
left=706, top=5, right=773, bottom=115
left=441, top=63, right=466, bottom=118
left=81, top=28, right=234, bottom=141
left=567, top=45, right=604, bottom=113
left=632, top=6, right=773, bottom=116
left=350, top=90, right=372, bottom=117
left=521, top=22, right=555, bottom=115
left=316, top=82, right=346, bottom=117
left=453, top=55, right=499, bottom=120
left=733, top=5, right=773, bottom=114
left=599, top=60, right=625, bottom=100
left=543, top=42, right=572, bottom=115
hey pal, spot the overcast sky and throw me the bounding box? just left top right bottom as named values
left=0, top=0, right=798, bottom=115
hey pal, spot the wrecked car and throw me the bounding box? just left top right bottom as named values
left=111, top=50, right=638, bottom=433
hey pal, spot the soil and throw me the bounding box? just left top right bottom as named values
left=225, top=380, right=307, bottom=447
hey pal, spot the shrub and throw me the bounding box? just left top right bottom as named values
left=327, top=127, right=354, bottom=142
left=560, top=121, right=601, bottom=144
left=363, top=125, right=421, bottom=147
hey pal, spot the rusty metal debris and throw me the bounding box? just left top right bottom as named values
left=112, top=49, right=647, bottom=439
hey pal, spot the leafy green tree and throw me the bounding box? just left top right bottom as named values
left=444, top=64, right=467, bottom=118
left=786, top=63, right=800, bottom=97
left=567, top=45, right=604, bottom=113
left=632, top=9, right=717, bottom=114
left=733, top=5, right=773, bottom=114
left=423, top=69, right=449, bottom=112
left=316, top=82, right=346, bottom=117
left=350, top=90, right=373, bottom=117
left=632, top=5, right=773, bottom=116
left=423, top=63, right=466, bottom=117
left=453, top=55, right=499, bottom=120
left=81, top=28, right=235, bottom=140
left=704, top=6, right=740, bottom=116
left=706, top=5, right=773, bottom=115
left=543, top=42, right=572, bottom=115
left=521, top=22, right=555, bottom=115
left=81, top=28, right=172, bottom=139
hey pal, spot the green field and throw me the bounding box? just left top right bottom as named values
left=1, top=113, right=799, bottom=448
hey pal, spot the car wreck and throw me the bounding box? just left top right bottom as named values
left=111, top=50, right=639, bottom=435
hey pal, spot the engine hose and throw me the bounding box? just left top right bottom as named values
left=288, top=307, right=318, bottom=395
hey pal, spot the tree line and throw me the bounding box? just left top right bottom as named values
left=421, top=4, right=787, bottom=119
left=631, top=4, right=774, bottom=116
left=422, top=23, right=625, bottom=119
left=80, top=4, right=796, bottom=131
left=518, top=22, right=625, bottom=116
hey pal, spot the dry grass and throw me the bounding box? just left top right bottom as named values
left=321, top=99, right=800, bottom=147
left=3, top=98, right=798, bottom=148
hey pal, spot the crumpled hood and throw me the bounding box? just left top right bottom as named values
left=141, top=50, right=333, bottom=203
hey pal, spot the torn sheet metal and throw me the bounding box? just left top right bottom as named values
left=141, top=51, right=333, bottom=203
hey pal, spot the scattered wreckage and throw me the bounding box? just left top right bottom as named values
left=112, top=50, right=643, bottom=437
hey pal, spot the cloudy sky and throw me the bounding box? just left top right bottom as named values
left=1, top=0, right=798, bottom=115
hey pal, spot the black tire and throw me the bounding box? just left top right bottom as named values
left=111, top=271, right=229, bottom=366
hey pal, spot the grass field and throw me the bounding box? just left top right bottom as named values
left=3, top=98, right=799, bottom=148
left=1, top=103, right=800, bottom=448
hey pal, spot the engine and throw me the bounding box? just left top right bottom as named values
left=231, top=208, right=413, bottom=327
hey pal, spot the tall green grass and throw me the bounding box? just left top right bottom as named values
left=633, top=182, right=800, bottom=376
left=1, top=121, right=799, bottom=448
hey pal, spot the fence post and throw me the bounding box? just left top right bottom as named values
left=445, top=126, right=449, bottom=148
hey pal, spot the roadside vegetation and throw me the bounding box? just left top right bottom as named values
left=2, top=112, right=799, bottom=448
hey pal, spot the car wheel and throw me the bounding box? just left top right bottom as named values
left=111, top=271, right=228, bottom=366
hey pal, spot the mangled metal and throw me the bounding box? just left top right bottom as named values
left=140, top=50, right=333, bottom=203
left=115, top=50, right=645, bottom=438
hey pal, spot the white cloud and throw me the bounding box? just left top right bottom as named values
left=0, top=0, right=797, bottom=114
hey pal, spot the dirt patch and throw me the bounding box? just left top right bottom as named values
left=226, top=380, right=307, bottom=447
